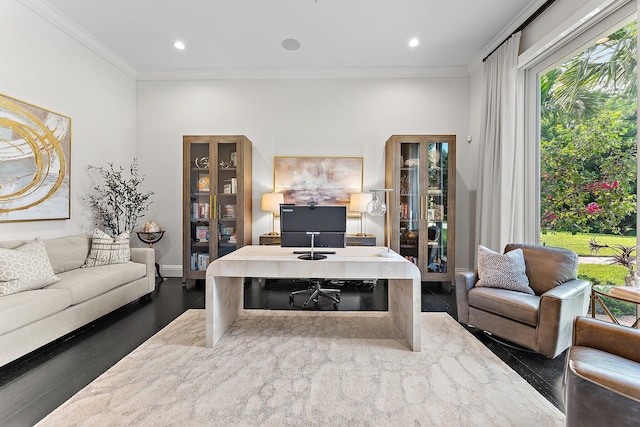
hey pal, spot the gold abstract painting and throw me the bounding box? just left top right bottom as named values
left=0, top=94, right=71, bottom=222
left=274, top=156, right=363, bottom=206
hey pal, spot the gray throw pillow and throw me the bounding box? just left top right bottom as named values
left=476, top=245, right=534, bottom=295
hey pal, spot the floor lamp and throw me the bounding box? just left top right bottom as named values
left=367, top=189, right=393, bottom=256
left=261, top=192, right=284, bottom=235
left=349, top=192, right=373, bottom=236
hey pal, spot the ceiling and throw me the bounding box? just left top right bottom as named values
left=31, top=0, right=538, bottom=78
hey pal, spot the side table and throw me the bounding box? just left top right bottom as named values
left=259, top=234, right=281, bottom=245
left=136, top=231, right=165, bottom=281
left=346, top=234, right=376, bottom=246
left=259, top=234, right=377, bottom=246
left=591, top=284, right=640, bottom=328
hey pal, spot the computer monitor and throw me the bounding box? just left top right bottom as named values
left=280, top=205, right=346, bottom=258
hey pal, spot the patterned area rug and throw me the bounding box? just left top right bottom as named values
left=37, top=310, right=564, bottom=426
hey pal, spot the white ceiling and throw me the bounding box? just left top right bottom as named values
left=28, top=0, right=539, bottom=78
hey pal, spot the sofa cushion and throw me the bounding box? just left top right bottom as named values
left=84, top=229, right=131, bottom=267
left=0, top=288, right=72, bottom=335
left=43, top=234, right=91, bottom=274
left=468, top=287, right=540, bottom=327
left=505, top=243, right=578, bottom=295
left=0, top=239, right=60, bottom=296
left=48, top=262, right=146, bottom=304
left=476, top=245, right=534, bottom=295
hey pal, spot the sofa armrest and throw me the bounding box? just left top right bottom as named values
left=130, top=247, right=155, bottom=293
left=573, top=316, right=640, bottom=363
left=455, top=271, right=479, bottom=325
left=537, top=278, right=591, bottom=358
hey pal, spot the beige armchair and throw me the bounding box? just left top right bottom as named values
left=565, top=316, right=640, bottom=426
left=456, top=244, right=591, bottom=358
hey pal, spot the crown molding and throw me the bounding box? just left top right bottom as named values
left=17, top=0, right=138, bottom=79
left=136, top=66, right=470, bottom=81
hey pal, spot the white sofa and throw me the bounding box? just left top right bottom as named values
left=0, top=234, right=155, bottom=367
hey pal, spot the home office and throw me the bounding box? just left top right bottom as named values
left=2, top=0, right=639, bottom=426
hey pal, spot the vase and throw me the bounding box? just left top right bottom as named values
left=624, top=272, right=637, bottom=287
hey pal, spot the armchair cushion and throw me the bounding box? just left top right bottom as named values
left=505, top=243, right=578, bottom=295
left=468, top=287, right=540, bottom=326
left=476, top=245, right=534, bottom=295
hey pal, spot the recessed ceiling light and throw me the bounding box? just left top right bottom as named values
left=281, top=38, right=301, bottom=51
left=409, top=38, right=420, bottom=48
left=173, top=41, right=186, bottom=50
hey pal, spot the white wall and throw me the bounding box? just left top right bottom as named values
left=136, top=77, right=471, bottom=274
left=0, top=1, right=137, bottom=240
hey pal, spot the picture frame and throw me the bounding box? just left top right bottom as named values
left=273, top=156, right=363, bottom=207
left=195, top=225, right=209, bottom=242
left=0, top=93, right=71, bottom=222
left=197, top=175, right=210, bottom=192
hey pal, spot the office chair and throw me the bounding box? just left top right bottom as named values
left=289, top=279, right=340, bottom=309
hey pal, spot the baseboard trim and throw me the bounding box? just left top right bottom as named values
left=159, top=265, right=182, bottom=278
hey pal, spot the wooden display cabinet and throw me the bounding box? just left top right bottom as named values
left=182, top=135, right=252, bottom=285
left=385, top=135, right=455, bottom=281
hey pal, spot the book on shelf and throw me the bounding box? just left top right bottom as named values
left=192, top=202, right=210, bottom=219
left=190, top=252, right=210, bottom=271
left=223, top=177, right=238, bottom=194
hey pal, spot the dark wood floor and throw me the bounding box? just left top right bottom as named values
left=0, top=277, right=567, bottom=426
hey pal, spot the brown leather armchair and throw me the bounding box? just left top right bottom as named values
left=565, top=316, right=640, bottom=426
left=456, top=244, right=591, bottom=358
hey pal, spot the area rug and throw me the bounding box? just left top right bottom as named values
left=36, top=310, right=564, bottom=426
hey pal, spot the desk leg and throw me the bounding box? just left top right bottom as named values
left=388, top=278, right=421, bottom=352
left=206, top=275, right=243, bottom=347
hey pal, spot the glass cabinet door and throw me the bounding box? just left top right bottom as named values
left=188, top=142, right=212, bottom=273
left=216, top=142, right=238, bottom=257
left=399, top=142, right=421, bottom=265
left=425, top=142, right=448, bottom=274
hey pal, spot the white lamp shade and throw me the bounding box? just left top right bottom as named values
left=261, top=192, right=284, bottom=212
left=349, top=192, right=373, bottom=213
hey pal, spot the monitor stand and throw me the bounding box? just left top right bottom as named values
left=297, top=232, right=327, bottom=260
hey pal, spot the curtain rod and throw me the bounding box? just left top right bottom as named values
left=482, top=0, right=557, bottom=62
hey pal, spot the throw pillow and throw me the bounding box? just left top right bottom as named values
left=0, top=239, right=60, bottom=296
left=84, top=229, right=131, bottom=267
left=476, top=245, right=534, bottom=295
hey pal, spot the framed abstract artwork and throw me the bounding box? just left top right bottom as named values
left=0, top=94, right=71, bottom=222
left=273, top=156, right=363, bottom=207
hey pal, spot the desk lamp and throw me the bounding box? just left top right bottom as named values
left=349, top=192, right=373, bottom=236
left=261, top=192, right=284, bottom=235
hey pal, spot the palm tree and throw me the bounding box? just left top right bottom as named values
left=541, top=22, right=637, bottom=119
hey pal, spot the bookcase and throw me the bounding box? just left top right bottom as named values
left=182, top=135, right=252, bottom=284
left=385, top=135, right=455, bottom=281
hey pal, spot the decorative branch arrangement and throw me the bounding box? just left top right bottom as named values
left=85, top=159, right=153, bottom=237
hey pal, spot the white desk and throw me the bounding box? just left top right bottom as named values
left=205, top=245, right=422, bottom=351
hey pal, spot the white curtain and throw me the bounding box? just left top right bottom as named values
left=476, top=32, right=525, bottom=253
